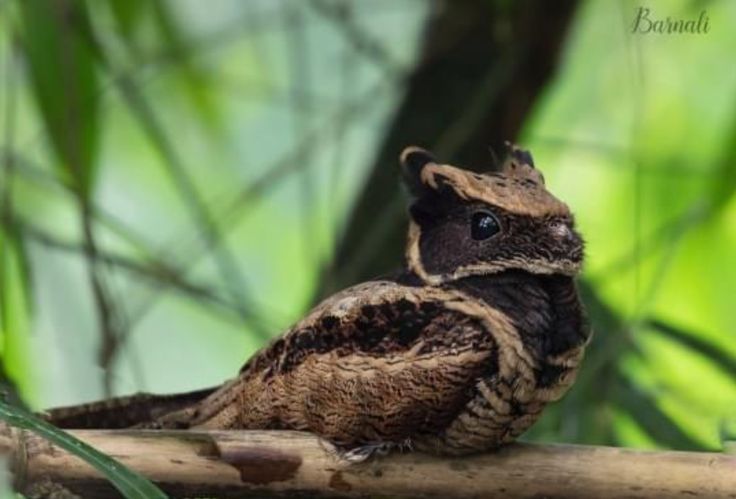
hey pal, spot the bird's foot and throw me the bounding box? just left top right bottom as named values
left=339, top=442, right=395, bottom=463
left=335, top=438, right=412, bottom=463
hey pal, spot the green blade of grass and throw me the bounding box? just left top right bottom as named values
left=0, top=401, right=167, bottom=499
left=18, top=0, right=100, bottom=198
left=0, top=231, right=32, bottom=405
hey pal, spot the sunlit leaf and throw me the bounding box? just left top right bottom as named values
left=709, top=115, right=736, bottom=216
left=647, top=318, right=736, bottom=380
left=0, top=401, right=168, bottom=498
left=17, top=0, right=100, bottom=199
left=612, top=375, right=711, bottom=451
left=0, top=229, right=33, bottom=403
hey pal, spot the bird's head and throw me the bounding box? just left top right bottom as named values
left=401, top=144, right=584, bottom=285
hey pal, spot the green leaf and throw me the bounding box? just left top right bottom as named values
left=0, top=401, right=168, bottom=499
left=612, top=374, right=711, bottom=451
left=0, top=229, right=33, bottom=403
left=108, top=0, right=146, bottom=39
left=647, top=318, right=736, bottom=381
left=106, top=0, right=221, bottom=130
left=150, top=0, right=220, bottom=128
left=709, top=114, right=736, bottom=216
left=17, top=0, right=100, bottom=199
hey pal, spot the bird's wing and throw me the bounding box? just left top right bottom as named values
left=231, top=280, right=500, bottom=447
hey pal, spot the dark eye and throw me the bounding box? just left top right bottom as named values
left=471, top=212, right=500, bottom=240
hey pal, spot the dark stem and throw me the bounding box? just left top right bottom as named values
left=79, top=199, right=119, bottom=397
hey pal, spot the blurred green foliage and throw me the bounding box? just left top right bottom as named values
left=521, top=0, right=736, bottom=449
left=0, top=0, right=734, bottom=474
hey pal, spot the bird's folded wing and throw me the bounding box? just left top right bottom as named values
left=212, top=280, right=500, bottom=446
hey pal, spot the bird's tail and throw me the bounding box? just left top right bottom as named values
left=39, top=387, right=217, bottom=429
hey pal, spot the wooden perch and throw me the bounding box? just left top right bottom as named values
left=1, top=427, right=735, bottom=498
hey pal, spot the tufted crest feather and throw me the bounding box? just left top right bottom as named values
left=499, top=141, right=543, bottom=184
left=400, top=144, right=569, bottom=218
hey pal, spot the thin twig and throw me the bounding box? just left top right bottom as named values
left=20, top=222, right=244, bottom=322
left=129, top=77, right=407, bottom=327
left=283, top=1, right=317, bottom=270
left=46, top=0, right=122, bottom=396
left=321, top=6, right=357, bottom=290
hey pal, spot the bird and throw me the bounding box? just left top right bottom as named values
left=45, top=144, right=590, bottom=458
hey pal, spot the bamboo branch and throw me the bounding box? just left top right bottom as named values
left=2, top=428, right=735, bottom=498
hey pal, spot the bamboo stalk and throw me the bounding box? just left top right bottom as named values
left=1, top=427, right=734, bottom=498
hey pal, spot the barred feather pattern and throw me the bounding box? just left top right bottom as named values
left=151, top=274, right=588, bottom=455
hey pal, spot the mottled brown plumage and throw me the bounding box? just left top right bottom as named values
left=45, top=144, right=590, bottom=456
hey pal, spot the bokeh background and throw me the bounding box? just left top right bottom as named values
left=1, top=0, right=734, bottom=452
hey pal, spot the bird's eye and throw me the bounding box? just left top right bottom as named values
left=471, top=212, right=500, bottom=240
